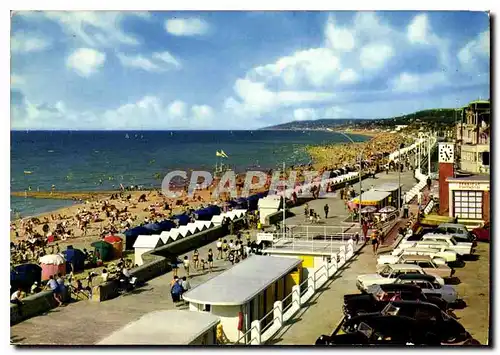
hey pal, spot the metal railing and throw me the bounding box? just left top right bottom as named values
left=281, top=288, right=295, bottom=313
left=235, top=324, right=257, bottom=345
left=260, top=306, right=280, bottom=335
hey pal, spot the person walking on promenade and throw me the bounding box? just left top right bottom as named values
left=304, top=203, right=309, bottom=222
left=193, top=249, right=200, bottom=270
left=216, top=239, right=223, bottom=260
left=183, top=256, right=190, bottom=277
left=403, top=203, right=409, bottom=219
left=324, top=204, right=329, bottom=219
left=222, top=239, right=228, bottom=260
left=362, top=220, right=369, bottom=241
left=207, top=249, right=214, bottom=272
left=370, top=232, right=378, bottom=255
left=170, top=257, right=180, bottom=277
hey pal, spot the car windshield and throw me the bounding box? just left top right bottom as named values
left=378, top=266, right=392, bottom=277
left=357, top=322, right=374, bottom=338
left=381, top=303, right=400, bottom=316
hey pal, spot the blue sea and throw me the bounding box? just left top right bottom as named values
left=11, top=130, right=369, bottom=218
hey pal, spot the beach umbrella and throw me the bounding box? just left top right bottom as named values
left=379, top=206, right=396, bottom=213
left=361, top=206, right=377, bottom=214
left=39, top=254, right=66, bottom=265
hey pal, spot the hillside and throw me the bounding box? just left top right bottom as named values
left=264, top=108, right=459, bottom=130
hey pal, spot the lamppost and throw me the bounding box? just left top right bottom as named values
left=398, top=143, right=404, bottom=212
left=337, top=132, right=362, bottom=228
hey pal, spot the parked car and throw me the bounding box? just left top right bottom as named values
left=343, top=284, right=448, bottom=319
left=397, top=255, right=455, bottom=279
left=316, top=321, right=441, bottom=345
left=393, top=273, right=459, bottom=304
left=471, top=222, right=490, bottom=242
left=436, top=223, right=477, bottom=244
left=342, top=301, right=471, bottom=345
left=379, top=246, right=456, bottom=265
left=419, top=234, right=474, bottom=255
left=357, top=264, right=445, bottom=292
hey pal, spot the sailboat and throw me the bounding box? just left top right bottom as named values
left=125, top=133, right=130, bottom=139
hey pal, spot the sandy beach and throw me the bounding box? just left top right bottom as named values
left=10, top=130, right=407, bottom=270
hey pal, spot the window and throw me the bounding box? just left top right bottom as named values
left=453, top=190, right=483, bottom=220
left=419, top=262, right=433, bottom=268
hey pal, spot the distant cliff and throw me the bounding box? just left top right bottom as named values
left=263, top=109, right=458, bottom=130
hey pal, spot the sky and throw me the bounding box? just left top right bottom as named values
left=10, top=11, right=490, bottom=130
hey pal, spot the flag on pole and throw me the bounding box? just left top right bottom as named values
left=216, top=150, right=229, bottom=158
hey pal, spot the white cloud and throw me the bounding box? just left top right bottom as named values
left=168, top=100, right=187, bottom=117
left=42, top=11, right=143, bottom=48
left=228, top=78, right=335, bottom=117
left=291, top=105, right=351, bottom=122
left=66, top=48, right=106, bottom=77
left=324, top=17, right=355, bottom=52
left=391, top=72, right=447, bottom=93
left=12, top=93, right=217, bottom=130
left=407, top=13, right=451, bottom=68
left=407, top=14, right=431, bottom=44
left=359, top=43, right=394, bottom=69
left=117, top=51, right=180, bottom=72
left=458, top=30, right=490, bottom=66
left=293, top=108, right=318, bottom=121
left=152, top=52, right=181, bottom=68
left=165, top=18, right=210, bottom=36
left=11, top=32, right=51, bottom=53
left=250, top=48, right=341, bottom=87
left=339, top=69, right=359, bottom=83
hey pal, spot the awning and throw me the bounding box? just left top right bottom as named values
left=350, top=190, right=391, bottom=206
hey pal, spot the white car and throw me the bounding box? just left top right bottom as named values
left=398, top=233, right=473, bottom=255
left=387, top=245, right=458, bottom=263
left=377, top=247, right=453, bottom=266
left=356, top=264, right=445, bottom=292
left=420, top=234, right=474, bottom=255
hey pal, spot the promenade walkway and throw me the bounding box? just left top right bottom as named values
left=11, top=237, right=238, bottom=345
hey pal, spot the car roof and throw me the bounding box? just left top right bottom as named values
left=404, top=246, right=440, bottom=251
left=422, top=233, right=453, bottom=239
left=386, top=264, right=423, bottom=270
left=438, top=223, right=467, bottom=229
left=396, top=273, right=436, bottom=281
left=375, top=283, right=422, bottom=292
left=400, top=255, right=433, bottom=261
left=389, top=300, right=440, bottom=310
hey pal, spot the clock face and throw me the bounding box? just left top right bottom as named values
left=439, top=143, right=454, bottom=163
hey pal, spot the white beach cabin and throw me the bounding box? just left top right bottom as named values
left=186, top=222, right=201, bottom=235
left=258, top=196, right=282, bottom=225
left=177, top=225, right=192, bottom=238
left=182, top=255, right=302, bottom=343
left=133, top=235, right=164, bottom=266
left=211, top=215, right=224, bottom=226
left=97, top=310, right=220, bottom=345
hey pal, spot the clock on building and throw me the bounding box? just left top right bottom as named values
left=438, top=143, right=454, bottom=163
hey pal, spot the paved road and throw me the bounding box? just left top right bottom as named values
left=270, top=244, right=374, bottom=345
